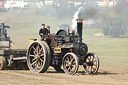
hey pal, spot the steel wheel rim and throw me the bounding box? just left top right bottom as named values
left=63, top=53, right=79, bottom=75
left=27, top=42, right=46, bottom=72
left=83, top=53, right=99, bottom=74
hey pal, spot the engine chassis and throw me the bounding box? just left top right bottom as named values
left=27, top=34, right=99, bottom=75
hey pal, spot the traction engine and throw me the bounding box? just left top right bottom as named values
left=27, top=19, right=100, bottom=75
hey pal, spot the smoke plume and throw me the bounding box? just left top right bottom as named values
left=71, top=6, right=98, bottom=30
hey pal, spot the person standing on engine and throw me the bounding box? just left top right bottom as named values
left=46, top=26, right=50, bottom=35
left=39, top=24, right=48, bottom=37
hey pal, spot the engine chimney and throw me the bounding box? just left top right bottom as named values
left=77, top=19, right=83, bottom=43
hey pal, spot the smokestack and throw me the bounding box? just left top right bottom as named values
left=77, top=19, right=83, bottom=43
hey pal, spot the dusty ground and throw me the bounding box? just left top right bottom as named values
left=0, top=56, right=128, bottom=85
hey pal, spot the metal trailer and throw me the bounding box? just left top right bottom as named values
left=0, top=23, right=27, bottom=70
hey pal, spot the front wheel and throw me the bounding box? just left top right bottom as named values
left=62, top=53, right=79, bottom=75
left=83, top=53, right=99, bottom=74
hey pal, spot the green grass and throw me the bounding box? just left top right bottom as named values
left=83, top=28, right=128, bottom=58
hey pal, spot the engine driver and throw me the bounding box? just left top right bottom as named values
left=39, top=24, right=48, bottom=37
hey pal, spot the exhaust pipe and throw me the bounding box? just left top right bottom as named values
left=77, top=19, right=83, bottom=43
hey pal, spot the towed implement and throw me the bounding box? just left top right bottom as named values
left=27, top=19, right=100, bottom=75
left=0, top=23, right=27, bottom=70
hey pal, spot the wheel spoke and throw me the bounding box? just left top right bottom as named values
left=71, top=64, right=75, bottom=70
left=71, top=58, right=74, bottom=63
left=87, top=57, right=91, bottom=61
left=91, top=66, right=95, bottom=71
left=89, top=56, right=91, bottom=61
left=42, top=57, right=44, bottom=59
left=32, top=58, right=36, bottom=61
left=38, top=44, right=40, bottom=54
left=41, top=60, right=43, bottom=66
left=93, top=60, right=96, bottom=63
left=90, top=66, right=92, bottom=72
left=86, top=64, right=89, bottom=71
left=89, top=56, right=92, bottom=60
left=87, top=65, right=90, bottom=72
left=93, top=64, right=96, bottom=66
left=37, top=60, right=41, bottom=68
left=33, top=51, right=37, bottom=55
left=32, top=47, right=38, bottom=54
left=39, top=48, right=43, bottom=54
left=92, top=56, right=94, bottom=61
left=40, top=58, right=44, bottom=62
left=65, top=60, right=69, bottom=64
left=66, top=56, right=69, bottom=62
left=65, top=63, right=69, bottom=67
left=31, top=60, right=37, bottom=66
left=70, top=56, right=72, bottom=61
left=69, top=66, right=72, bottom=72
left=40, top=54, right=44, bottom=57
left=89, top=66, right=91, bottom=72
left=36, top=44, right=39, bottom=54
left=39, top=59, right=43, bottom=66
left=64, top=58, right=68, bottom=65
left=30, top=55, right=35, bottom=57
left=72, top=61, right=76, bottom=65
left=35, top=61, right=38, bottom=70
left=68, top=66, right=70, bottom=71
left=72, top=64, right=76, bottom=67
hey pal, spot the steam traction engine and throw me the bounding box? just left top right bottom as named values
left=27, top=20, right=100, bottom=75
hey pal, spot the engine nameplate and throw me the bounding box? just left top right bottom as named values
left=54, top=48, right=61, bottom=53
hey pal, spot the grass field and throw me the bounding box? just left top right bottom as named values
left=83, top=28, right=128, bottom=58
left=1, top=10, right=128, bottom=63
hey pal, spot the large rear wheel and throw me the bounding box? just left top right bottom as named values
left=41, top=41, right=51, bottom=67
left=62, top=53, right=79, bottom=75
left=27, top=41, right=50, bottom=73
left=83, top=53, right=99, bottom=74
left=0, top=56, right=6, bottom=70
